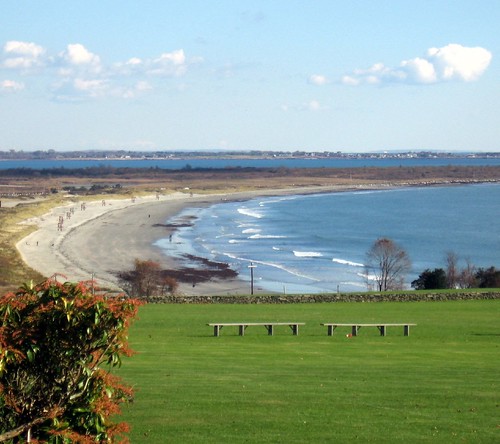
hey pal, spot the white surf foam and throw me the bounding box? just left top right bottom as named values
left=357, top=272, right=377, bottom=281
left=218, top=253, right=320, bottom=282
left=249, top=234, right=286, bottom=239
left=242, top=228, right=261, bottom=234
left=237, top=208, right=263, bottom=218
left=293, top=251, right=323, bottom=257
left=332, top=258, right=364, bottom=267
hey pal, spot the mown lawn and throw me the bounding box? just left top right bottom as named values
left=117, top=300, right=499, bottom=443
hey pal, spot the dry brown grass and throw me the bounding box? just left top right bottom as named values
left=0, top=198, right=60, bottom=292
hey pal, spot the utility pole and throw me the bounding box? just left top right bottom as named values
left=248, top=262, right=256, bottom=295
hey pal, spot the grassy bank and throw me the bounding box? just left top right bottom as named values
left=0, top=197, right=61, bottom=290
left=117, top=300, right=499, bottom=443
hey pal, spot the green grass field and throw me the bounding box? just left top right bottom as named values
left=117, top=300, right=499, bottom=443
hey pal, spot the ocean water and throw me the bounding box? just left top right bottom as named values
left=1, top=156, right=500, bottom=170
left=156, top=184, right=500, bottom=293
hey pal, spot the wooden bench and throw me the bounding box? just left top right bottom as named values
left=320, top=323, right=416, bottom=337
left=207, top=322, right=305, bottom=337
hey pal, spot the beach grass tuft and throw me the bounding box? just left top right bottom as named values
left=117, top=299, right=499, bottom=443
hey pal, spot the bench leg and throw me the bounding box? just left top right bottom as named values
left=378, top=325, right=386, bottom=336
left=266, top=325, right=274, bottom=336
left=352, top=326, right=359, bottom=336
left=291, top=324, right=299, bottom=335
left=404, top=325, right=410, bottom=336
left=213, top=325, right=220, bottom=337
left=327, top=325, right=335, bottom=336
left=239, top=325, right=246, bottom=336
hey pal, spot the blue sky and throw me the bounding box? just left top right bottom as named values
left=0, top=1, right=498, bottom=152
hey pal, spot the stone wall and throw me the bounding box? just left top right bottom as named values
left=145, top=291, right=500, bottom=304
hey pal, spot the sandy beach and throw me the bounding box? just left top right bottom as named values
left=17, top=186, right=350, bottom=295
left=18, top=181, right=444, bottom=295
left=15, top=192, right=247, bottom=295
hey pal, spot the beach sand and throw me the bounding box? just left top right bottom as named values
left=16, top=192, right=253, bottom=295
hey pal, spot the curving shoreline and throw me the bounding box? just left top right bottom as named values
left=16, top=180, right=499, bottom=296
left=16, top=192, right=247, bottom=294
left=17, top=186, right=352, bottom=295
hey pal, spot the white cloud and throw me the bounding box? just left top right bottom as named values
left=73, top=78, right=108, bottom=95
left=309, top=74, right=328, bottom=86
left=2, top=39, right=196, bottom=100
left=4, top=40, right=44, bottom=57
left=1, top=79, right=25, bottom=92
left=113, top=49, right=195, bottom=78
left=400, top=57, right=436, bottom=83
left=155, top=49, right=185, bottom=66
left=341, top=75, right=359, bottom=86
left=126, top=57, right=142, bottom=66
left=342, top=44, right=492, bottom=86
left=149, top=49, right=187, bottom=76
left=427, top=44, right=492, bottom=82
left=3, top=40, right=45, bottom=69
left=63, top=43, right=100, bottom=66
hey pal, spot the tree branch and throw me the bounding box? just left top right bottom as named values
left=0, top=416, right=48, bottom=442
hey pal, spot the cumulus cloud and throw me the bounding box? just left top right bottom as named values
left=63, top=43, right=101, bottom=66
left=1, top=79, right=24, bottom=92
left=3, top=40, right=45, bottom=70
left=342, top=44, right=492, bottom=86
left=57, top=44, right=103, bottom=79
left=2, top=40, right=197, bottom=100
left=427, top=44, right=492, bottom=81
left=309, top=74, right=328, bottom=86
left=113, top=50, right=194, bottom=77
left=400, top=57, right=437, bottom=83
left=149, top=49, right=187, bottom=76
left=73, top=78, right=108, bottom=95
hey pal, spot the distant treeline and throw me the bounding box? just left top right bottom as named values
left=1, top=165, right=500, bottom=182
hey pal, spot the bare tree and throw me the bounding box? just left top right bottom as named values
left=365, top=238, right=411, bottom=291
left=120, top=259, right=178, bottom=298
left=445, top=251, right=459, bottom=289
left=457, top=259, right=477, bottom=288
left=445, top=252, right=478, bottom=289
